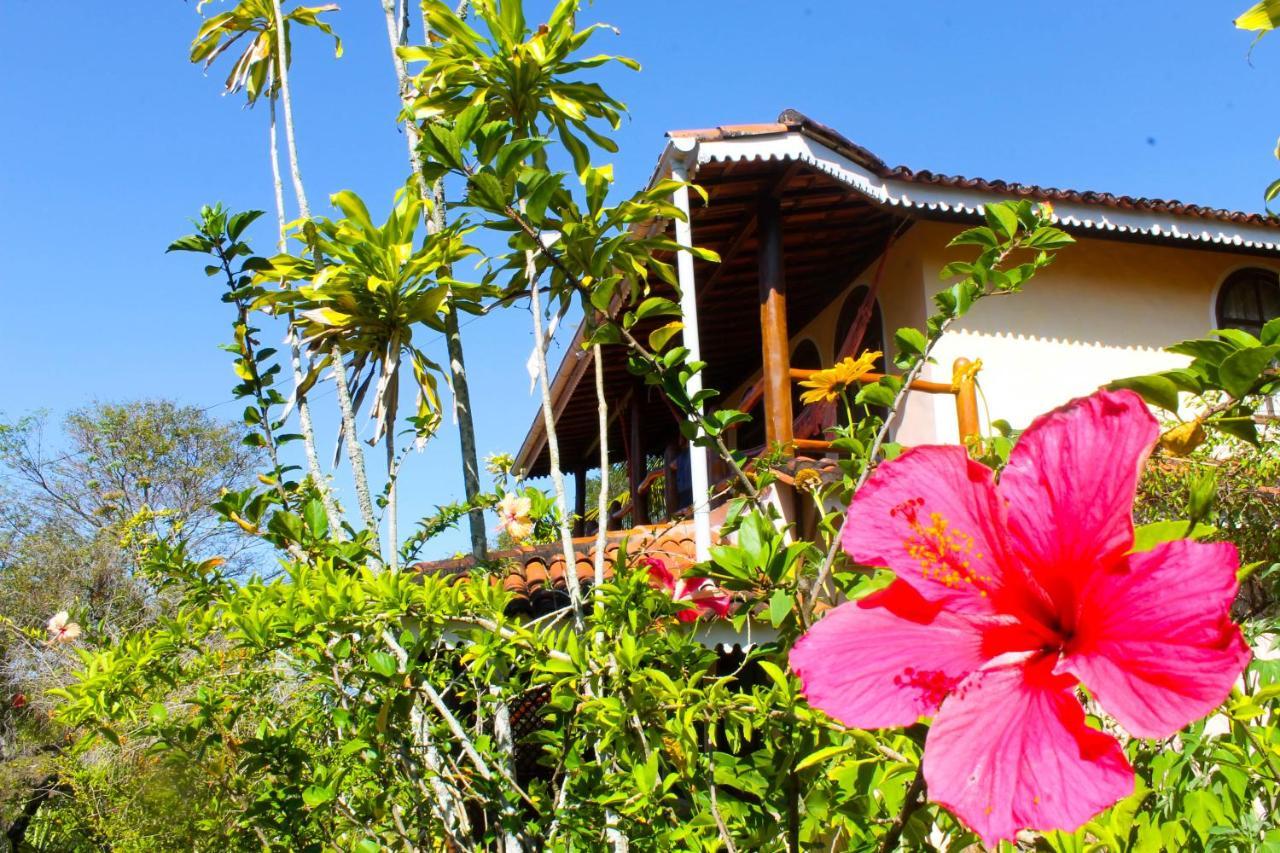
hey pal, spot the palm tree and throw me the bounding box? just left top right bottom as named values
left=378, top=0, right=490, bottom=560
left=187, top=0, right=345, bottom=534
left=265, top=190, right=473, bottom=571
left=403, top=0, right=638, bottom=621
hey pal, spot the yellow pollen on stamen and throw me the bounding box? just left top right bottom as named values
left=899, top=508, right=993, bottom=591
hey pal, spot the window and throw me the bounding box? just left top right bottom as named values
left=1216, top=268, right=1280, bottom=337
left=833, top=286, right=886, bottom=426
left=833, top=285, right=886, bottom=365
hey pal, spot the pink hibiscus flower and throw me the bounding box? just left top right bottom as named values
left=46, top=610, right=82, bottom=644
left=789, top=389, right=1249, bottom=846
left=643, top=557, right=732, bottom=623
left=495, top=493, right=533, bottom=542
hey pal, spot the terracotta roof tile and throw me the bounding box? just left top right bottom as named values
left=414, top=522, right=709, bottom=617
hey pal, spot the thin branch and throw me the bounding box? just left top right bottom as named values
left=877, top=765, right=927, bottom=853
left=496, top=199, right=762, bottom=506
left=527, top=250, right=586, bottom=628
left=707, top=750, right=739, bottom=853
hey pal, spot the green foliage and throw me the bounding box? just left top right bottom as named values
left=22, top=1, right=1280, bottom=850
left=1136, top=427, right=1280, bottom=618
left=260, top=190, right=495, bottom=442
left=0, top=401, right=262, bottom=850
left=1111, top=322, right=1280, bottom=448
left=189, top=0, right=341, bottom=104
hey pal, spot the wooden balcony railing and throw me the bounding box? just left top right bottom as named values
left=609, top=458, right=678, bottom=526
left=786, top=357, right=981, bottom=453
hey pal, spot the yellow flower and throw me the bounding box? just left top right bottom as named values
left=950, top=358, right=983, bottom=392
left=793, top=467, right=823, bottom=493
left=496, top=493, right=534, bottom=542
left=798, top=351, right=882, bottom=405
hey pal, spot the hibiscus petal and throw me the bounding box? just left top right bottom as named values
left=999, top=389, right=1157, bottom=610
left=687, top=585, right=733, bottom=619
left=644, top=557, right=676, bottom=590
left=926, top=658, right=1133, bottom=846
left=790, top=581, right=989, bottom=729
left=1062, top=539, right=1251, bottom=739
left=843, top=446, right=1019, bottom=612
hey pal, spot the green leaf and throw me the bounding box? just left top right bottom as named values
left=303, top=498, right=328, bottom=537
left=467, top=171, right=507, bottom=210
left=167, top=235, right=212, bottom=254
left=795, top=744, right=855, bottom=772
left=367, top=651, right=399, bottom=679
left=1131, top=520, right=1216, bottom=553
left=1214, top=407, right=1260, bottom=445
left=1216, top=327, right=1261, bottom=348
left=767, top=589, right=794, bottom=628
left=856, top=381, right=897, bottom=408
left=648, top=321, right=683, bottom=352
left=756, top=660, right=792, bottom=693
left=227, top=210, right=264, bottom=242
left=1108, top=374, right=1181, bottom=413
left=1167, top=337, right=1237, bottom=367
left=1262, top=316, right=1280, bottom=345
left=984, top=202, right=1019, bottom=239
left=302, top=785, right=335, bottom=808
left=893, top=327, right=927, bottom=358
left=1187, top=468, right=1217, bottom=524
left=634, top=296, right=680, bottom=321
left=947, top=226, right=998, bottom=248
left=1023, top=226, right=1075, bottom=250
left=1236, top=0, right=1280, bottom=31
left=1219, top=345, right=1279, bottom=398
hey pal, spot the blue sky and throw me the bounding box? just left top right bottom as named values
left=1, top=1, right=1275, bottom=557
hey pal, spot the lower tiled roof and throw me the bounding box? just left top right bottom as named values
left=414, top=522, right=705, bottom=617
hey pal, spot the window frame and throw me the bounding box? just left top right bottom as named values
left=1214, top=267, right=1280, bottom=338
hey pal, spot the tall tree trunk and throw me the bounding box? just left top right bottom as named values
left=330, top=343, right=382, bottom=551
left=271, top=0, right=378, bottom=548
left=526, top=252, right=583, bottom=626
left=269, top=0, right=311, bottom=221
left=443, top=301, right=488, bottom=559
left=385, top=426, right=399, bottom=572
left=592, top=343, right=610, bottom=594
left=490, top=684, right=524, bottom=853
left=380, top=0, right=488, bottom=560
left=269, top=91, right=343, bottom=535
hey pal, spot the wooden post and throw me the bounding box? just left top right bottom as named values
left=627, top=397, right=650, bottom=526
left=663, top=443, right=679, bottom=520
left=573, top=462, right=587, bottom=537
left=953, top=357, right=981, bottom=448
left=758, top=195, right=794, bottom=451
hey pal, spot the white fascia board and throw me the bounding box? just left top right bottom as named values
left=690, top=134, right=1280, bottom=254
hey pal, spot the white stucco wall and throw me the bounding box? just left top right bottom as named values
left=901, top=221, right=1279, bottom=442
left=727, top=216, right=1274, bottom=448
left=723, top=218, right=1279, bottom=449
